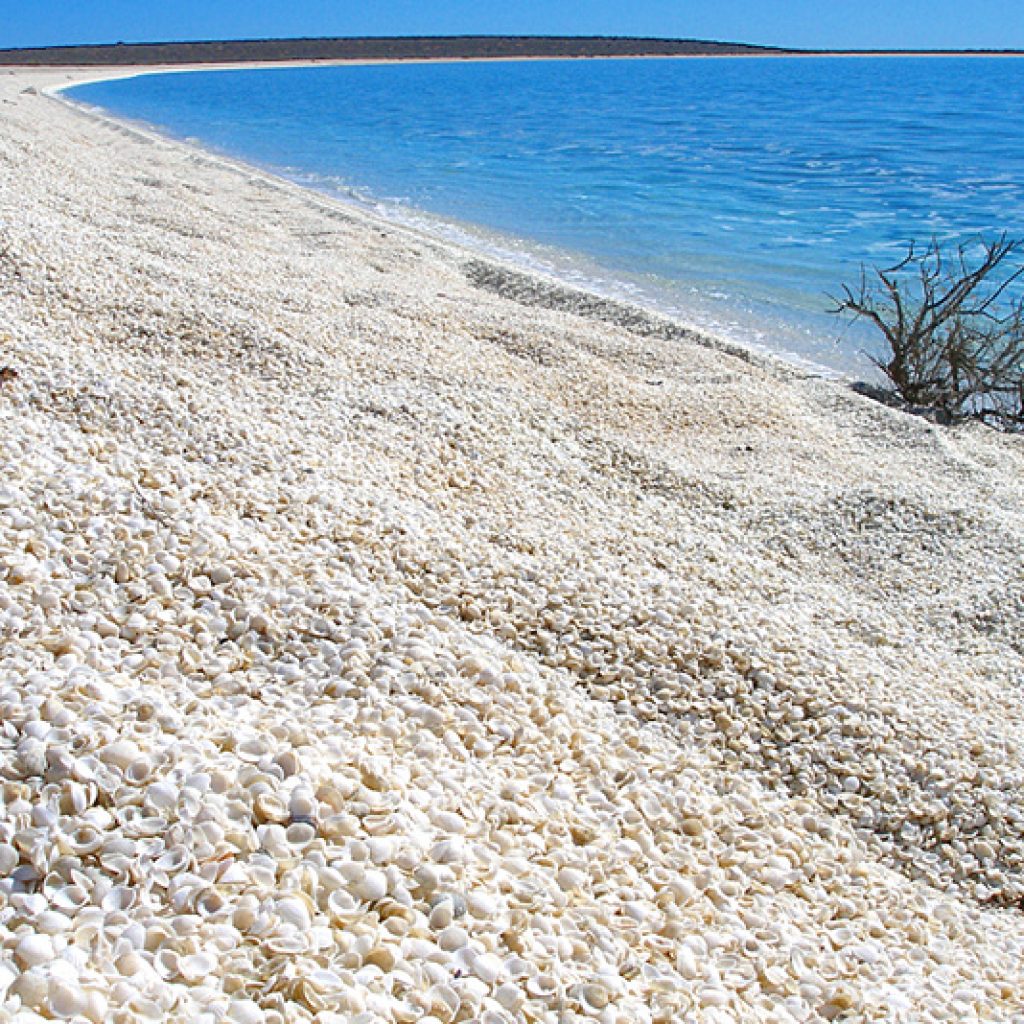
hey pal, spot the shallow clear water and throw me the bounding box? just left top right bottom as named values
left=70, top=57, right=1024, bottom=376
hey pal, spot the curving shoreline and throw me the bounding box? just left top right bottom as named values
left=2, top=68, right=1024, bottom=1022
left=52, top=66, right=834, bottom=381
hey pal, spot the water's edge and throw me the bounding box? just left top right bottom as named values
left=54, top=66, right=905, bottom=397
left=63, top=62, right=879, bottom=380
left=50, top=70, right=856, bottom=387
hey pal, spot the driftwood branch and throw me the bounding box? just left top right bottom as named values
left=830, top=236, right=1024, bottom=429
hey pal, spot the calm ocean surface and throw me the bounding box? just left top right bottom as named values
left=70, top=58, right=1024, bottom=377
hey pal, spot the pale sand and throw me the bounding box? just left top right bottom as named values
left=1, top=68, right=1023, bottom=1022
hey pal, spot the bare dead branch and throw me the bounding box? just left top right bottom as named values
left=832, top=235, right=1024, bottom=428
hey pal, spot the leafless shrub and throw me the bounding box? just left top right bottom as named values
left=832, top=235, right=1024, bottom=429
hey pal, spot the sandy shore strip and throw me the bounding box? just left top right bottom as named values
left=2, top=66, right=1023, bottom=1023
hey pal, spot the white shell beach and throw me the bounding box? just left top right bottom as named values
left=1, top=66, right=1023, bottom=1023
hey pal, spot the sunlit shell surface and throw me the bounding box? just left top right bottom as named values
left=1, top=69, right=1023, bottom=1024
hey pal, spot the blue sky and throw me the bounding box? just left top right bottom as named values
left=2, top=1, right=1023, bottom=52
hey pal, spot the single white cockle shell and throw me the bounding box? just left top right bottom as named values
left=15, top=933, right=56, bottom=968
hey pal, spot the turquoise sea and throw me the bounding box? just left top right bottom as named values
left=69, top=57, right=1024, bottom=377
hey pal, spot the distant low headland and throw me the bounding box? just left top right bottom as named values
left=0, top=36, right=784, bottom=66
left=2, top=36, right=1021, bottom=67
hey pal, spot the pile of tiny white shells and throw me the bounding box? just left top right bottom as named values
left=1, top=70, right=1024, bottom=1024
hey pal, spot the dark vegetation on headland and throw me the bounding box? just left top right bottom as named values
left=3, top=36, right=1020, bottom=67
left=1, top=36, right=790, bottom=66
